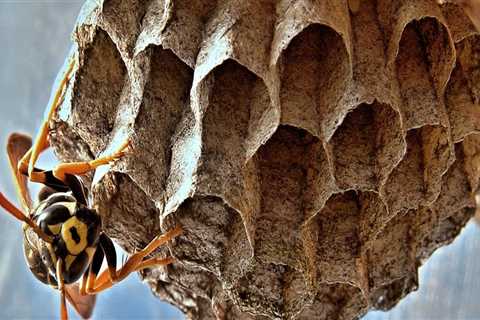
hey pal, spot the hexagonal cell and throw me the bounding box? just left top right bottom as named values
left=383, top=126, right=454, bottom=214
left=129, top=47, right=193, bottom=200
left=93, top=172, right=160, bottom=252
left=172, top=196, right=252, bottom=286
left=431, top=143, right=475, bottom=221
left=365, top=212, right=415, bottom=299
left=330, top=102, right=403, bottom=191
left=255, top=126, right=322, bottom=265
left=297, top=283, right=367, bottom=320
left=445, top=35, right=480, bottom=142
left=102, top=0, right=148, bottom=56
left=137, top=0, right=218, bottom=65
left=395, top=18, right=453, bottom=130
left=233, top=261, right=313, bottom=319
left=279, top=23, right=350, bottom=139
left=313, top=191, right=362, bottom=285
left=197, top=59, right=270, bottom=196
left=72, top=29, right=127, bottom=153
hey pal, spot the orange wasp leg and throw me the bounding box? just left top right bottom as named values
left=84, top=225, right=182, bottom=295
left=13, top=56, right=129, bottom=186
left=56, top=259, right=69, bottom=320
left=52, top=140, right=130, bottom=183
left=23, top=59, right=76, bottom=180
left=89, top=257, right=176, bottom=294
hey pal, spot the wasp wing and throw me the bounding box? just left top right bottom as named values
left=65, top=283, right=97, bottom=319
left=7, top=133, right=33, bottom=211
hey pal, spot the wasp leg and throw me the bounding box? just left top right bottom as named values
left=80, top=243, right=104, bottom=296
left=64, top=174, right=88, bottom=206
left=21, top=170, right=87, bottom=206
left=89, top=257, right=175, bottom=294
left=56, top=259, right=69, bottom=320
left=52, top=140, right=130, bottom=183
left=14, top=137, right=88, bottom=206
left=99, top=233, right=118, bottom=281
left=26, top=59, right=76, bottom=179
left=45, top=269, right=94, bottom=319
left=18, top=143, right=46, bottom=180
left=88, top=255, right=175, bottom=293
left=17, top=143, right=62, bottom=188
left=0, top=192, right=52, bottom=242
left=85, top=225, right=182, bottom=294
left=7, top=133, right=86, bottom=209
left=81, top=234, right=116, bottom=295
left=135, top=256, right=175, bottom=270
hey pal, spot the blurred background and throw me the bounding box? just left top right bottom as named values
left=0, top=2, right=479, bottom=319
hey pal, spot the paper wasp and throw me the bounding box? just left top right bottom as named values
left=0, top=57, right=182, bottom=319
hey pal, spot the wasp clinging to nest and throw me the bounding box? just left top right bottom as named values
left=0, top=57, right=182, bottom=319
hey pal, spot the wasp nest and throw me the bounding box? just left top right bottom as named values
left=50, top=0, right=480, bottom=319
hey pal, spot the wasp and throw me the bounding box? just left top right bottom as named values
left=0, top=57, right=182, bottom=319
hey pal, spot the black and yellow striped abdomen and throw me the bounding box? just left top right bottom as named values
left=25, top=192, right=101, bottom=285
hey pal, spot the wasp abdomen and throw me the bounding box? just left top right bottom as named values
left=32, top=192, right=101, bottom=284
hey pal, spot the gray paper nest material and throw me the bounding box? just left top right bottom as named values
left=49, top=0, right=480, bottom=319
